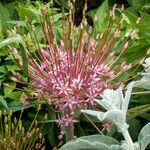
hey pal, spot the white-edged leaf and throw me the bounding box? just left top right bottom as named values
left=81, top=109, right=104, bottom=121
left=59, top=135, right=121, bottom=150
left=95, top=99, right=116, bottom=110
left=138, top=122, right=150, bottom=150
left=103, top=110, right=128, bottom=132
left=122, top=82, right=134, bottom=113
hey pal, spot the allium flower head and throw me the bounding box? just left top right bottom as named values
left=11, top=2, right=138, bottom=138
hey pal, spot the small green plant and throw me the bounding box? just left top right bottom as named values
left=0, top=106, right=45, bottom=150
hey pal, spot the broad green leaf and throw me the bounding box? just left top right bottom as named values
left=88, top=0, right=109, bottom=33
left=48, top=123, right=56, bottom=147
left=17, top=4, right=39, bottom=20
left=138, top=122, right=150, bottom=150
left=96, top=0, right=109, bottom=33
left=127, top=118, right=141, bottom=141
left=130, top=0, right=145, bottom=11
left=0, top=66, right=7, bottom=73
left=60, top=135, right=121, bottom=150
left=0, top=2, right=11, bottom=34
left=0, top=96, right=8, bottom=110
left=6, top=91, right=21, bottom=100
left=4, top=82, right=16, bottom=96
left=0, top=34, right=28, bottom=72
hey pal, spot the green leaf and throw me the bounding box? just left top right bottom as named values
left=130, top=0, right=146, bottom=11
left=0, top=66, right=7, bottom=73
left=0, top=34, right=28, bottom=72
left=0, top=2, right=11, bottom=34
left=127, top=118, right=141, bottom=141
left=138, top=122, right=150, bottom=150
left=128, top=104, right=150, bottom=119
left=7, top=100, right=34, bottom=112
left=6, top=91, right=21, bottom=100
left=89, top=0, right=109, bottom=33
left=4, top=82, right=16, bottom=96
left=59, top=135, right=121, bottom=150
left=48, top=123, right=57, bottom=147
left=0, top=96, right=8, bottom=110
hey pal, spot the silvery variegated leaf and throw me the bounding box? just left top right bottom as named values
left=122, top=82, right=134, bottom=113
left=138, top=122, right=150, bottom=150
left=98, top=82, right=133, bottom=113
left=59, top=135, right=121, bottom=150
left=120, top=141, right=130, bottom=150
left=95, top=99, right=116, bottom=110
left=101, top=89, right=121, bottom=108
left=134, top=57, right=150, bottom=90
left=133, top=142, right=141, bottom=150
left=102, top=110, right=129, bottom=132
left=81, top=109, right=104, bottom=121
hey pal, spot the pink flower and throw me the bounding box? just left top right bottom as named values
left=12, top=3, right=134, bottom=138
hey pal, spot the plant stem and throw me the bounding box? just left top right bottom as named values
left=122, top=129, right=134, bottom=150
left=66, top=122, right=74, bottom=142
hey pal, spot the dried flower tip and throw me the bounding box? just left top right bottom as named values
left=131, top=29, right=139, bottom=39
left=10, top=77, right=18, bottom=82
left=25, top=16, right=28, bottom=21
left=124, top=41, right=129, bottom=49
left=109, top=10, right=113, bottom=18
left=140, top=58, right=145, bottom=64
left=12, top=27, right=17, bottom=34
left=35, top=120, right=38, bottom=126
left=94, top=15, right=98, bottom=22
left=42, top=138, right=45, bottom=144
left=32, top=25, right=35, bottom=31
left=39, top=133, right=42, bottom=139
left=27, top=132, right=32, bottom=138
left=88, top=26, right=92, bottom=34
left=110, top=52, right=115, bottom=57
left=80, top=23, right=84, bottom=30
left=44, top=114, right=48, bottom=120
left=84, top=18, right=87, bottom=26
left=14, top=117, right=17, bottom=124
left=21, top=93, right=30, bottom=105
left=4, top=116, right=8, bottom=123
left=16, top=21, right=20, bottom=27
left=96, top=34, right=100, bottom=40
left=11, top=123, right=14, bottom=129
left=83, top=3, right=87, bottom=12
left=36, top=128, right=40, bottom=133
left=136, top=17, right=141, bottom=24
left=3, top=83, right=10, bottom=88
left=121, top=4, right=124, bottom=11
left=147, top=49, right=150, bottom=55
left=114, top=29, right=120, bottom=38
left=35, top=143, right=39, bottom=149
left=120, top=18, right=124, bottom=24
